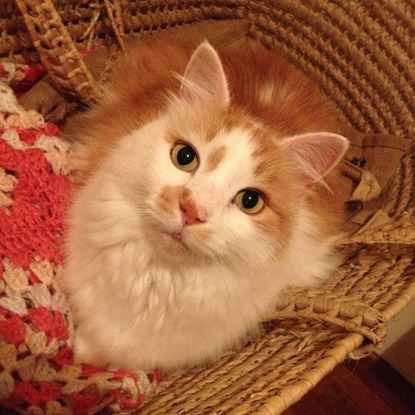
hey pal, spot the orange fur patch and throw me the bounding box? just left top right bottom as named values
left=179, top=187, right=194, bottom=206
left=206, top=146, right=226, bottom=172
left=157, top=185, right=182, bottom=219
left=249, top=127, right=345, bottom=249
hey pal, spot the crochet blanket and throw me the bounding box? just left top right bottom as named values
left=0, top=62, right=156, bottom=415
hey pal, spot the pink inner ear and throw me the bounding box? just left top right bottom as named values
left=179, top=41, right=230, bottom=107
left=280, top=132, right=349, bottom=184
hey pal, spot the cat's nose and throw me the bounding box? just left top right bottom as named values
left=180, top=202, right=207, bottom=225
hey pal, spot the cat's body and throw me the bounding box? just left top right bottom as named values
left=62, top=35, right=349, bottom=371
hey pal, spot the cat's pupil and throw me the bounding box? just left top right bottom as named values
left=177, top=146, right=196, bottom=166
left=242, top=190, right=259, bottom=209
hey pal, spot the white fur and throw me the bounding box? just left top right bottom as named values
left=62, top=113, right=342, bottom=371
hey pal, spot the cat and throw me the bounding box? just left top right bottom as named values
left=61, top=34, right=349, bottom=372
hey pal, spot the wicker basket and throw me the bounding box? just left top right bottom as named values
left=1, top=1, right=415, bottom=414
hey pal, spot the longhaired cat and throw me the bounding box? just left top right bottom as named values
left=61, top=35, right=349, bottom=371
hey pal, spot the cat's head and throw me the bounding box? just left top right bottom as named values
left=107, top=42, right=348, bottom=268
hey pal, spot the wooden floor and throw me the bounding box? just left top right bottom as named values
left=284, top=354, right=415, bottom=415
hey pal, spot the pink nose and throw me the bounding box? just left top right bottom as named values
left=180, top=202, right=206, bottom=225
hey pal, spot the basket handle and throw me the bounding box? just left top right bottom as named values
left=14, top=0, right=101, bottom=105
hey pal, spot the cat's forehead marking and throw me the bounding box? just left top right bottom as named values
left=205, top=145, right=226, bottom=172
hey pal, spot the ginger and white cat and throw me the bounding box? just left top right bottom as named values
left=62, top=36, right=349, bottom=371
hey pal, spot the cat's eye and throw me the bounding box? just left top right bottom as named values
left=235, top=189, right=265, bottom=214
left=171, top=144, right=199, bottom=172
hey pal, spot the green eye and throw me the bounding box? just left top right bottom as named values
left=171, top=144, right=198, bottom=172
left=235, top=189, right=265, bottom=214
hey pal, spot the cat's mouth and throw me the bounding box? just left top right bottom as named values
left=170, top=231, right=183, bottom=242
left=156, top=220, right=211, bottom=257
left=157, top=230, right=194, bottom=258
left=160, top=229, right=190, bottom=252
left=158, top=226, right=213, bottom=260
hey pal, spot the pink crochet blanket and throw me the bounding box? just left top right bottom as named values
left=0, top=62, right=156, bottom=414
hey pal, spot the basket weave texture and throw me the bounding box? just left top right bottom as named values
left=0, top=1, right=415, bottom=414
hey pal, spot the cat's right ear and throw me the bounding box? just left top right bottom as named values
left=178, top=41, right=230, bottom=107
left=279, top=132, right=349, bottom=185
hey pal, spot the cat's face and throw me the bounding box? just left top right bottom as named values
left=129, top=105, right=303, bottom=266
left=99, top=42, right=348, bottom=268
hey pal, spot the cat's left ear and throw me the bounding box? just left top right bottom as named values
left=179, top=41, right=230, bottom=107
left=280, top=132, right=349, bottom=184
